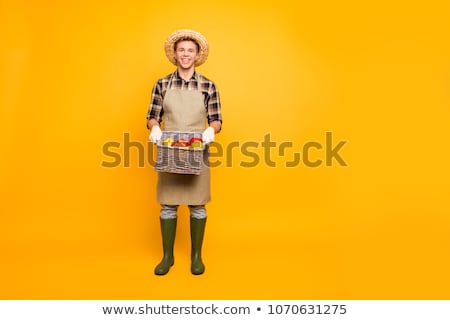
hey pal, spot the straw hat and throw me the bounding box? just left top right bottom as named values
left=164, top=29, right=209, bottom=67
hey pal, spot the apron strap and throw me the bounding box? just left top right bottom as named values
left=196, top=73, right=200, bottom=91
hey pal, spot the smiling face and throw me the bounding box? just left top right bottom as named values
left=174, top=39, right=200, bottom=71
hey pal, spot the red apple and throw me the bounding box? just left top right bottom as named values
left=189, top=137, right=203, bottom=144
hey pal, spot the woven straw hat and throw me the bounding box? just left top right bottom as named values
left=164, top=29, right=209, bottom=67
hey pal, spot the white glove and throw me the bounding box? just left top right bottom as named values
left=149, top=125, right=162, bottom=144
left=202, top=126, right=215, bottom=145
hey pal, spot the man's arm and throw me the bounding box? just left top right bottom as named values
left=146, top=80, right=164, bottom=129
left=147, top=118, right=159, bottom=130
left=206, top=81, right=222, bottom=133
left=209, top=120, right=221, bottom=133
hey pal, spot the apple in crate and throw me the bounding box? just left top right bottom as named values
left=189, top=137, right=203, bottom=149
left=163, top=137, right=174, bottom=146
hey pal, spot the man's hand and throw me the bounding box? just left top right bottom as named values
left=149, top=125, right=162, bottom=143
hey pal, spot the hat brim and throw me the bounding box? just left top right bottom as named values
left=164, top=29, right=209, bottom=67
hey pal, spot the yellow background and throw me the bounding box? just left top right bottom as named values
left=1, top=0, right=449, bottom=299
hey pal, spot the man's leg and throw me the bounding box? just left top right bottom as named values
left=154, top=204, right=178, bottom=275
left=189, top=205, right=207, bottom=275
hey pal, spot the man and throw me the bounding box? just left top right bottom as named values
left=147, top=29, right=222, bottom=275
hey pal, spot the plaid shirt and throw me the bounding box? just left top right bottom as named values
left=147, top=70, right=222, bottom=127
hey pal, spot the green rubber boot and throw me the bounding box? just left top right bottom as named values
left=190, top=217, right=206, bottom=275
left=154, top=218, right=177, bottom=275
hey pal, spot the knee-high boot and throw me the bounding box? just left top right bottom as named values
left=190, top=217, right=206, bottom=275
left=154, top=218, right=177, bottom=275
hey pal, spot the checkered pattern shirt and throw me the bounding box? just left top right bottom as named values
left=147, top=70, right=222, bottom=128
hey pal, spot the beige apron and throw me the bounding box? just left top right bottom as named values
left=157, top=74, right=210, bottom=205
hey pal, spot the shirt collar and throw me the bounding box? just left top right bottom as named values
left=174, top=70, right=198, bottom=81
